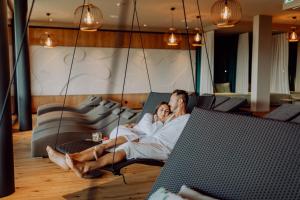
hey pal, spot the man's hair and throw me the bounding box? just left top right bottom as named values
left=172, top=89, right=189, bottom=106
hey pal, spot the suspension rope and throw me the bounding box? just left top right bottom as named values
left=135, top=7, right=152, bottom=92
left=0, top=0, right=36, bottom=126
left=54, top=0, right=86, bottom=149
left=111, top=0, right=137, bottom=171
left=181, top=0, right=196, bottom=94
left=195, top=0, right=217, bottom=97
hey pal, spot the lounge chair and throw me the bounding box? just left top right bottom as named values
left=290, top=114, right=300, bottom=124
left=31, top=107, right=140, bottom=157
left=33, top=103, right=122, bottom=134
left=264, top=104, right=300, bottom=121
left=37, top=95, right=101, bottom=115
left=214, top=96, right=230, bottom=107
left=213, top=97, right=247, bottom=112
left=56, top=92, right=199, bottom=176
left=36, top=100, right=119, bottom=126
left=148, top=108, right=300, bottom=200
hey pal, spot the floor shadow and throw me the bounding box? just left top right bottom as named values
left=63, top=170, right=157, bottom=200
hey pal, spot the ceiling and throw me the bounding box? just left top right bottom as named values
left=8, top=0, right=300, bottom=33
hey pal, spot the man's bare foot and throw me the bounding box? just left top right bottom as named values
left=65, top=154, right=87, bottom=178
left=46, top=146, right=69, bottom=170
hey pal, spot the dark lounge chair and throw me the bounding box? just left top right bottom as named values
left=264, top=103, right=300, bottom=121
left=213, top=97, right=247, bottom=112
left=149, top=108, right=300, bottom=200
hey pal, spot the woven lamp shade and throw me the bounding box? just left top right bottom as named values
left=74, top=3, right=103, bottom=31
left=288, top=27, right=299, bottom=42
left=211, top=0, right=242, bottom=28
left=39, top=32, right=57, bottom=48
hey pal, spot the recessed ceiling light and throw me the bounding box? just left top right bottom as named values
left=143, top=24, right=147, bottom=27
left=116, top=2, right=121, bottom=7
left=110, top=15, right=119, bottom=19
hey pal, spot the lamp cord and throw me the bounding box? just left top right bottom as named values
left=0, top=0, right=36, bottom=126
left=111, top=0, right=136, bottom=171
left=135, top=7, right=152, bottom=92
left=54, top=0, right=86, bottom=149
left=181, top=0, right=196, bottom=94
left=196, top=0, right=216, bottom=108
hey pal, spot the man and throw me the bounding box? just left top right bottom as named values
left=47, top=89, right=190, bottom=177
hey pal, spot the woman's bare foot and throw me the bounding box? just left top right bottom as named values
left=46, top=146, right=69, bottom=170
left=65, top=154, right=88, bottom=178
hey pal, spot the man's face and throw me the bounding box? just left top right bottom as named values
left=169, top=93, right=179, bottom=112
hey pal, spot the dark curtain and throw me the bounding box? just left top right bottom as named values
left=214, top=34, right=239, bottom=92
left=288, top=42, right=298, bottom=91
left=195, top=47, right=201, bottom=95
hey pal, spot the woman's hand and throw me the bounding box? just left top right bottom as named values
left=153, top=114, right=158, bottom=122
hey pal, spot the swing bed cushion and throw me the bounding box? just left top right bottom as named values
left=149, top=108, right=300, bottom=200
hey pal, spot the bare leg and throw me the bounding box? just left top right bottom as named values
left=66, top=151, right=127, bottom=178
left=46, top=146, right=69, bottom=170
left=69, top=144, right=105, bottom=162
left=69, top=136, right=128, bottom=162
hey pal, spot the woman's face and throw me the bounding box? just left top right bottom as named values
left=156, top=104, right=170, bottom=121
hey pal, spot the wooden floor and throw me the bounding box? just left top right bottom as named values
left=3, top=117, right=161, bottom=200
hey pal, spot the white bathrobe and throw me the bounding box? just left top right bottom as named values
left=109, top=113, right=163, bottom=141
left=115, top=114, right=190, bottom=160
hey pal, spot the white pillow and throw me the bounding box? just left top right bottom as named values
left=149, top=187, right=186, bottom=200
left=178, top=185, right=218, bottom=200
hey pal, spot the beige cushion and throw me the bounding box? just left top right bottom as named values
left=215, top=83, right=231, bottom=93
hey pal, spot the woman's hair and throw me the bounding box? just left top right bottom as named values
left=154, top=101, right=170, bottom=115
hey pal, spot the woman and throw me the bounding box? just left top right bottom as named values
left=109, top=101, right=171, bottom=142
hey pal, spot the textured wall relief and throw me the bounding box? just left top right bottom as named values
left=30, top=46, right=195, bottom=95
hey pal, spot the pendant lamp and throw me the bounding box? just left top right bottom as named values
left=39, top=13, right=57, bottom=48
left=74, top=2, right=103, bottom=31
left=211, top=0, right=242, bottom=28
left=166, top=7, right=179, bottom=46
left=288, top=17, right=299, bottom=42
left=192, top=16, right=204, bottom=47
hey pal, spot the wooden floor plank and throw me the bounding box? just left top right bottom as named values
left=3, top=119, right=161, bottom=200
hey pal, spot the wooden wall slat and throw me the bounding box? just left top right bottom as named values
left=28, top=27, right=194, bottom=49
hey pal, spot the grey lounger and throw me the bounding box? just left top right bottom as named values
left=264, top=104, right=300, bottom=121
left=31, top=107, right=140, bottom=157
left=213, top=97, right=247, bottom=112
left=33, top=100, right=120, bottom=134
left=36, top=100, right=119, bottom=126
left=149, top=108, right=300, bottom=200
left=290, top=114, right=300, bottom=124
left=37, top=95, right=101, bottom=115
